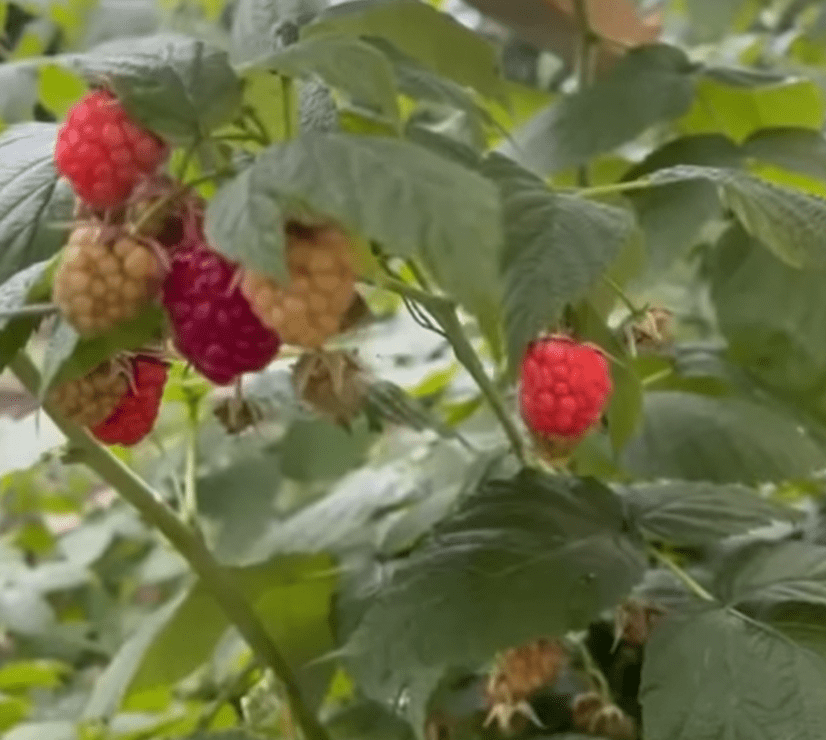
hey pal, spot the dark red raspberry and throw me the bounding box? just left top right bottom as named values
left=161, top=232, right=281, bottom=385
left=519, top=335, right=612, bottom=441
left=91, top=356, right=168, bottom=446
left=55, top=90, right=167, bottom=210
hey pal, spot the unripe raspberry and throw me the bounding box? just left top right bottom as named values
left=589, top=705, right=637, bottom=740
left=162, top=237, right=281, bottom=386
left=91, top=356, right=168, bottom=446
left=572, top=692, right=607, bottom=733
left=48, top=361, right=130, bottom=428
left=52, top=225, right=163, bottom=336
left=484, top=639, right=568, bottom=733
left=55, top=90, right=167, bottom=210
left=519, top=335, right=612, bottom=451
left=241, top=222, right=356, bottom=348
left=292, top=350, right=368, bottom=427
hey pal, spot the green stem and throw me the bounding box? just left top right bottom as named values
left=648, top=545, right=715, bottom=602
left=281, top=76, right=295, bottom=139
left=383, top=278, right=526, bottom=464
left=572, top=0, right=596, bottom=187
left=569, top=179, right=653, bottom=198
left=0, top=303, right=59, bottom=320
left=603, top=275, right=646, bottom=319
left=9, top=353, right=330, bottom=740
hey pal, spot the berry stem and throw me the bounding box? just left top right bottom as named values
left=647, top=544, right=715, bottom=602
left=0, top=303, right=59, bottom=319
left=382, top=277, right=527, bottom=464
left=8, top=352, right=331, bottom=740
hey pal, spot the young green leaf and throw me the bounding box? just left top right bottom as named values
left=0, top=259, right=55, bottom=372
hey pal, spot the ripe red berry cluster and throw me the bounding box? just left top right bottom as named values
left=55, top=90, right=167, bottom=211
left=48, top=88, right=366, bottom=445
left=161, top=212, right=282, bottom=385
left=519, top=335, right=613, bottom=456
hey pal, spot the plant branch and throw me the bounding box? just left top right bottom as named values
left=572, top=0, right=597, bottom=187
left=0, top=303, right=59, bottom=320
left=9, top=352, right=330, bottom=740
left=382, top=278, right=526, bottom=464
left=648, top=545, right=715, bottom=603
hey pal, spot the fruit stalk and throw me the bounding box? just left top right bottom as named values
left=9, top=351, right=331, bottom=740
left=383, top=277, right=526, bottom=463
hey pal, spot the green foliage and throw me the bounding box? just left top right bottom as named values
left=3, top=3, right=826, bottom=740
left=0, top=124, right=73, bottom=284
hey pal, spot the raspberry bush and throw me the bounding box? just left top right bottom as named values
left=0, top=3, right=825, bottom=740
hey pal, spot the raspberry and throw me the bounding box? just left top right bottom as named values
left=241, top=222, right=356, bottom=348
left=48, top=360, right=130, bottom=428
left=162, top=232, right=281, bottom=385
left=55, top=90, right=167, bottom=210
left=52, top=224, right=163, bottom=336
left=519, top=335, right=613, bottom=446
left=91, top=356, right=168, bottom=446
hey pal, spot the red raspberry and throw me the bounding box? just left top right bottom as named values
left=519, top=336, right=612, bottom=442
left=55, top=90, right=167, bottom=210
left=161, top=222, right=281, bottom=385
left=91, top=356, right=168, bottom=446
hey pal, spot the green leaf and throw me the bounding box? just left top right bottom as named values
left=624, top=134, right=741, bottom=269
left=678, top=74, right=824, bottom=142
left=622, top=391, right=826, bottom=484
left=501, top=44, right=697, bottom=175
left=623, top=481, right=796, bottom=547
left=4, top=721, right=76, bottom=740
left=196, top=453, right=282, bottom=565
left=83, top=590, right=188, bottom=720
left=0, top=660, right=69, bottom=691
left=715, top=542, right=826, bottom=608
left=248, top=36, right=399, bottom=124
left=132, top=554, right=336, bottom=707
left=205, top=166, right=287, bottom=278
left=0, top=259, right=55, bottom=371
left=364, top=379, right=457, bottom=438
left=39, top=305, right=165, bottom=396
left=208, top=133, right=502, bottom=284
left=230, top=0, right=326, bottom=65
left=326, top=700, right=415, bottom=740
left=345, top=469, right=645, bottom=711
left=485, top=154, right=633, bottom=370
left=304, top=0, right=503, bottom=101
left=279, top=416, right=375, bottom=482
left=0, top=694, right=30, bottom=731
left=65, top=33, right=243, bottom=142
left=364, top=36, right=492, bottom=129
left=708, top=223, right=826, bottom=396
left=647, top=164, right=826, bottom=268
left=0, top=123, right=73, bottom=284
left=743, top=128, right=826, bottom=182
left=641, top=608, right=826, bottom=740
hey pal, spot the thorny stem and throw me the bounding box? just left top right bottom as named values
left=9, top=353, right=331, bottom=740
left=382, top=277, right=526, bottom=464
left=0, top=303, right=59, bottom=320
left=648, top=545, right=715, bottom=603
